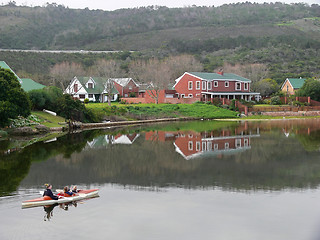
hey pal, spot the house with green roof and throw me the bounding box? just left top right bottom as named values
left=281, top=77, right=306, bottom=95
left=173, top=71, right=260, bottom=102
left=0, top=61, right=45, bottom=92
left=64, top=76, right=119, bottom=102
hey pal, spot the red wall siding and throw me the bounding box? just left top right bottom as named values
left=175, top=73, right=251, bottom=96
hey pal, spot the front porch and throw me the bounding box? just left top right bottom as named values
left=201, top=91, right=261, bottom=102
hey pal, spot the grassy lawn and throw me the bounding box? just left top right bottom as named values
left=86, top=102, right=239, bottom=120
left=31, top=111, right=67, bottom=128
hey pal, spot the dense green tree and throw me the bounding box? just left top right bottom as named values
left=0, top=67, right=31, bottom=127
left=28, top=86, right=63, bottom=111
left=252, top=78, right=279, bottom=97
left=296, top=78, right=320, bottom=101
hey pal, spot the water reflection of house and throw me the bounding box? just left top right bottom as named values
left=145, top=127, right=260, bottom=160
left=87, top=133, right=140, bottom=148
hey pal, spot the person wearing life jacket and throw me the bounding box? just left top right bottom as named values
left=63, top=186, right=75, bottom=197
left=43, top=184, right=59, bottom=200
left=72, top=185, right=78, bottom=193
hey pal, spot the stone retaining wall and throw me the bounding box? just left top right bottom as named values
left=249, top=111, right=320, bottom=117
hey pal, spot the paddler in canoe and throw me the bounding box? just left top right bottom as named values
left=63, top=186, right=76, bottom=197
left=43, top=183, right=59, bottom=200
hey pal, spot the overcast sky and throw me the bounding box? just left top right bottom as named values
left=5, top=0, right=320, bottom=11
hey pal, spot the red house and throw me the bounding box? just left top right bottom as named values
left=113, top=78, right=139, bottom=98
left=173, top=72, right=260, bottom=102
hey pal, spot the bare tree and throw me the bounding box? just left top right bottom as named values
left=129, top=55, right=203, bottom=104
left=50, top=62, right=85, bottom=91
left=90, top=59, right=124, bottom=106
left=218, top=63, right=269, bottom=83
left=166, top=54, right=203, bottom=79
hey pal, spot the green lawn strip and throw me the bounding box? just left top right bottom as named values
left=31, top=111, right=66, bottom=128
left=86, top=103, right=238, bottom=120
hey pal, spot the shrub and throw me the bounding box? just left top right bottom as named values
left=84, top=98, right=89, bottom=104
left=270, top=96, right=281, bottom=105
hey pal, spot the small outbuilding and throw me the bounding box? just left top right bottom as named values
left=281, top=77, right=306, bottom=95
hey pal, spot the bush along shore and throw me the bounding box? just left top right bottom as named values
left=1, top=102, right=239, bottom=135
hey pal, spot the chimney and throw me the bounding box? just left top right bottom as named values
left=217, top=68, right=224, bottom=75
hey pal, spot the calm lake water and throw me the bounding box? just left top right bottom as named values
left=1, top=119, right=320, bottom=240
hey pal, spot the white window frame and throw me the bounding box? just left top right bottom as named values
left=236, top=139, right=241, bottom=148
left=214, top=143, right=219, bottom=150
left=207, top=142, right=212, bottom=151
left=202, top=81, right=206, bottom=90
left=196, top=81, right=200, bottom=90
left=225, top=81, right=229, bottom=88
left=244, top=138, right=249, bottom=147
left=181, top=94, right=185, bottom=98
left=188, top=81, right=193, bottom=90
left=202, top=141, right=207, bottom=151
left=196, top=141, right=201, bottom=151
left=236, top=82, right=241, bottom=90
left=188, top=94, right=193, bottom=98
left=208, top=81, right=212, bottom=90
left=188, top=141, right=193, bottom=151
left=214, top=81, right=218, bottom=87
left=244, top=82, right=249, bottom=90
left=225, top=142, right=229, bottom=149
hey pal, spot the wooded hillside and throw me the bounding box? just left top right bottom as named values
left=1, top=2, right=320, bottom=86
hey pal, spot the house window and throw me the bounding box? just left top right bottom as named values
left=236, top=82, right=241, bottom=90
left=214, top=143, right=218, bottom=150
left=74, top=84, right=78, bottom=92
left=244, top=82, right=249, bottom=90
left=207, top=142, right=212, bottom=151
left=188, top=141, right=193, bottom=151
left=188, top=94, right=193, bottom=98
left=188, top=81, right=193, bottom=90
left=88, top=94, right=93, bottom=98
left=202, top=81, right=206, bottom=90
left=225, top=142, right=229, bottom=149
left=225, top=81, right=229, bottom=88
left=129, top=86, right=133, bottom=90
left=202, top=142, right=206, bottom=151
left=188, top=134, right=193, bottom=138
left=196, top=81, right=200, bottom=90
left=196, top=141, right=201, bottom=151
left=88, top=83, right=93, bottom=89
left=208, top=81, right=212, bottom=90
left=181, top=94, right=185, bottom=98
left=244, top=138, right=249, bottom=147
left=236, top=139, right=241, bottom=148
left=214, top=81, right=218, bottom=87
left=79, top=94, right=85, bottom=99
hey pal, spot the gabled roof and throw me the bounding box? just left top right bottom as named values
left=189, top=72, right=251, bottom=82
left=0, top=61, right=22, bottom=83
left=286, top=78, right=306, bottom=89
left=20, top=78, right=45, bottom=92
left=75, top=77, right=119, bottom=95
left=113, top=78, right=137, bottom=87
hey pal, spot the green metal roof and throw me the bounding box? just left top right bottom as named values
left=76, top=77, right=119, bottom=95
left=20, top=78, right=45, bottom=92
left=0, top=61, right=22, bottom=82
left=287, top=78, right=306, bottom=89
left=189, top=72, right=251, bottom=82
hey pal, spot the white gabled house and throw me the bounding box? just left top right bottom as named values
left=64, top=76, right=119, bottom=102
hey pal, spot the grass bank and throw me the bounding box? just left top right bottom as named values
left=31, top=111, right=67, bottom=128
left=86, top=102, right=238, bottom=121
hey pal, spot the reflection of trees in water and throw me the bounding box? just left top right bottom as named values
left=21, top=127, right=320, bottom=191
left=4, top=120, right=320, bottom=195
